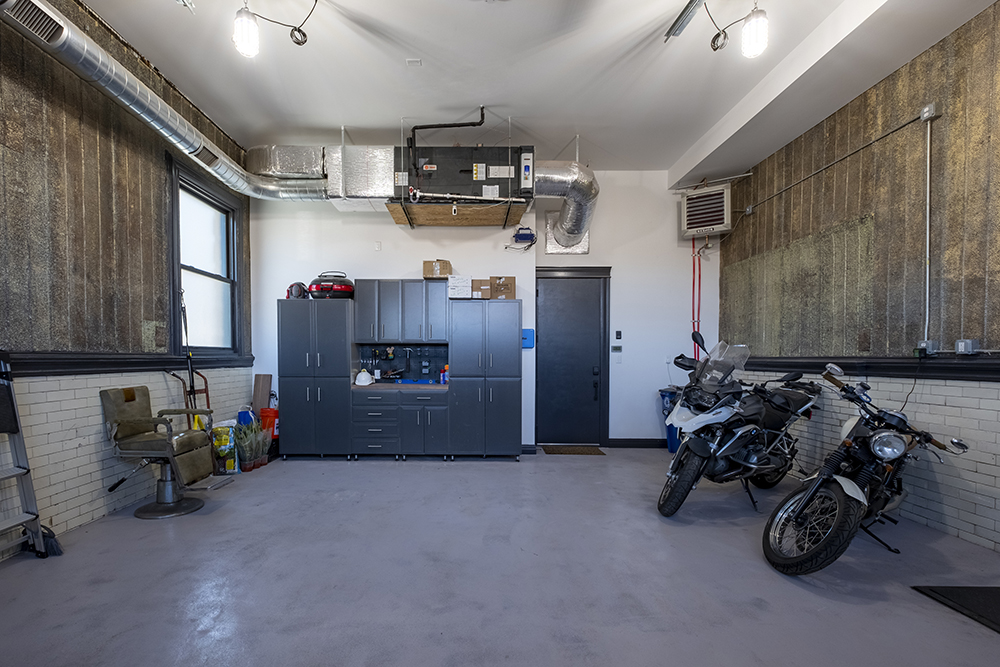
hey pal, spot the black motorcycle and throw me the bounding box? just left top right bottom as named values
left=658, top=332, right=821, bottom=517
left=762, top=364, right=969, bottom=575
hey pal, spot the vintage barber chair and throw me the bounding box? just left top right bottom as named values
left=99, top=386, right=213, bottom=519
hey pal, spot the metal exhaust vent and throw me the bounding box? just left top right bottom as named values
left=681, top=183, right=731, bottom=238
left=4, top=0, right=64, bottom=43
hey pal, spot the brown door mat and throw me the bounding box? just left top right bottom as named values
left=540, top=445, right=605, bottom=455
left=912, top=586, right=1000, bottom=634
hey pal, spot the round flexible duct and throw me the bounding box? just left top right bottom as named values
left=534, top=161, right=600, bottom=247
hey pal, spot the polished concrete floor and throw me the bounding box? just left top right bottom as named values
left=2, top=449, right=999, bottom=666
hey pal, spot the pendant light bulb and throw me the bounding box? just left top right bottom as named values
left=741, top=7, right=768, bottom=58
left=233, top=6, right=259, bottom=58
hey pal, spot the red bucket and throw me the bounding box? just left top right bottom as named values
left=260, top=408, right=278, bottom=441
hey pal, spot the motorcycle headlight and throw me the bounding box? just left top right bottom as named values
left=870, top=431, right=908, bottom=460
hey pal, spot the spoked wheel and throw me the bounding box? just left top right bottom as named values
left=749, top=465, right=789, bottom=489
left=656, top=451, right=706, bottom=517
left=762, top=483, right=864, bottom=576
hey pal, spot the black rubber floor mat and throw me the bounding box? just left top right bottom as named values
left=540, top=446, right=605, bottom=455
left=912, top=586, right=1000, bottom=634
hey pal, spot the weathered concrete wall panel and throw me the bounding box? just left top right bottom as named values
left=723, top=2, right=1000, bottom=357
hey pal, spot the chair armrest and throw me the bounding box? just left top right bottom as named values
left=109, top=417, right=172, bottom=440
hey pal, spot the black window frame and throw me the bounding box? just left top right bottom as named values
left=170, top=159, right=246, bottom=362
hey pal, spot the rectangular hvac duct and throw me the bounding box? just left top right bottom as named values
left=681, top=183, right=731, bottom=237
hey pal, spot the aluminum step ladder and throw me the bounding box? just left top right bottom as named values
left=0, top=352, right=46, bottom=557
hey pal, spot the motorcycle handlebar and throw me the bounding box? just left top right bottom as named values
left=823, top=371, right=845, bottom=389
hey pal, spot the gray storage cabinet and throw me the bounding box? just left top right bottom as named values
left=351, top=389, right=400, bottom=455
left=354, top=279, right=402, bottom=343
left=399, top=391, right=449, bottom=455
left=448, top=300, right=522, bottom=456
left=278, top=299, right=352, bottom=456
left=401, top=279, right=449, bottom=343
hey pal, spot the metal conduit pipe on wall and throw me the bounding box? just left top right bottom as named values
left=0, top=0, right=328, bottom=201
left=534, top=161, right=600, bottom=248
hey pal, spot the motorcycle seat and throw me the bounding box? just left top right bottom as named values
left=770, top=389, right=814, bottom=414
left=739, top=393, right=807, bottom=431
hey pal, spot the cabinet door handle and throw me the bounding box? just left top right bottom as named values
left=479, top=387, right=482, bottom=402
left=318, top=386, right=322, bottom=402
left=368, top=428, right=382, bottom=433
left=367, top=444, right=382, bottom=448
left=317, top=353, right=321, bottom=367
left=417, top=411, right=420, bottom=426
left=478, top=353, right=482, bottom=368
left=368, top=396, right=382, bottom=400
left=429, top=324, right=433, bottom=338
left=419, top=324, right=422, bottom=338
left=371, top=323, right=375, bottom=338
left=306, top=387, right=310, bottom=402
left=594, top=381, right=599, bottom=401
left=382, top=324, right=385, bottom=339
left=490, top=387, right=493, bottom=402
left=427, top=411, right=432, bottom=426
left=490, top=353, right=493, bottom=368
left=417, top=396, right=431, bottom=400
left=305, top=353, right=310, bottom=367
left=368, top=412, right=382, bottom=416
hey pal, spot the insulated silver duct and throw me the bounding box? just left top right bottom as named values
left=534, top=161, right=600, bottom=248
left=0, top=0, right=328, bottom=201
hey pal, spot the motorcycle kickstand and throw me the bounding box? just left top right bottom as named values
left=740, top=478, right=759, bottom=512
left=860, top=515, right=901, bottom=554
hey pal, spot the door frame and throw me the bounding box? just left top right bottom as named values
left=535, top=266, right=611, bottom=448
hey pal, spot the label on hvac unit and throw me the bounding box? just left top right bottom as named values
left=521, top=153, right=533, bottom=188
left=483, top=185, right=500, bottom=198
left=488, top=165, right=516, bottom=179
left=394, top=172, right=409, bottom=186
left=473, top=163, right=487, bottom=181
left=422, top=164, right=437, bottom=171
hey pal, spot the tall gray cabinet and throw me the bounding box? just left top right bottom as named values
left=278, top=299, right=353, bottom=456
left=448, top=300, right=522, bottom=456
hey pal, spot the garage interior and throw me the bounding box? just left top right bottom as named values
left=2, top=1, right=1000, bottom=664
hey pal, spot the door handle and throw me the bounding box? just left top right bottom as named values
left=317, top=386, right=322, bottom=401
left=368, top=396, right=382, bottom=400
left=306, top=387, right=310, bottom=402
left=381, top=324, right=385, bottom=339
left=479, top=387, right=482, bottom=402
left=593, top=381, right=599, bottom=401
left=490, top=387, right=493, bottom=402
left=593, top=366, right=600, bottom=376
left=479, top=353, right=482, bottom=368
left=419, top=324, right=422, bottom=338
left=371, top=323, right=375, bottom=338
left=368, top=412, right=382, bottom=416
left=427, top=411, right=432, bottom=426
left=305, top=353, right=310, bottom=367
left=317, top=353, right=321, bottom=367
left=417, top=396, right=431, bottom=400
left=369, top=428, right=382, bottom=433
left=490, top=353, right=493, bottom=368
left=417, top=412, right=420, bottom=426
left=429, top=324, right=433, bottom=338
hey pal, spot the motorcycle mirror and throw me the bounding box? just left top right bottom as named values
left=780, top=371, right=802, bottom=383
left=951, top=438, right=969, bottom=453
left=825, top=363, right=844, bottom=376
left=691, top=330, right=708, bottom=353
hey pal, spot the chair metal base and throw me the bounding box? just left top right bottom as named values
left=134, top=496, right=204, bottom=519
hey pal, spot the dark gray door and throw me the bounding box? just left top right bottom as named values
left=400, top=406, right=423, bottom=455
left=449, top=300, right=485, bottom=376
left=378, top=280, right=401, bottom=341
left=278, top=377, right=315, bottom=455
left=486, top=300, right=521, bottom=377
left=536, top=274, right=608, bottom=445
left=354, top=279, right=378, bottom=343
left=314, top=300, right=351, bottom=377
left=486, top=378, right=521, bottom=455
left=425, top=280, right=449, bottom=342
left=448, top=377, right=485, bottom=454
left=315, top=378, right=351, bottom=455
left=424, top=406, right=449, bottom=454
left=277, top=300, right=313, bottom=377
left=400, top=280, right=425, bottom=342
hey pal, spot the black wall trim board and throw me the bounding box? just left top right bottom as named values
left=747, top=357, right=1000, bottom=382
left=6, top=352, right=254, bottom=378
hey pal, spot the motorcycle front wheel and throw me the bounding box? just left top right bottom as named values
left=762, top=483, right=864, bottom=575
left=657, top=451, right=706, bottom=517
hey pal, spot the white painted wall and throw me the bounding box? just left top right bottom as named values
left=249, top=170, right=719, bottom=444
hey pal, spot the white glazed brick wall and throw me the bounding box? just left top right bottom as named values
left=742, top=371, right=1000, bottom=554
left=0, top=367, right=253, bottom=559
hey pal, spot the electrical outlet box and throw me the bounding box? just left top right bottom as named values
left=917, top=340, right=940, bottom=355
left=921, top=103, right=942, bottom=121
left=955, top=339, right=980, bottom=355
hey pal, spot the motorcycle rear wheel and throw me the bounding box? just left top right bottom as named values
left=657, top=451, right=706, bottom=517
left=762, top=483, right=864, bottom=575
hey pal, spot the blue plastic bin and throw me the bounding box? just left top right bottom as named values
left=659, top=387, right=682, bottom=453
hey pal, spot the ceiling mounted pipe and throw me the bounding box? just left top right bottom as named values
left=534, top=161, right=600, bottom=248
left=0, top=0, right=328, bottom=201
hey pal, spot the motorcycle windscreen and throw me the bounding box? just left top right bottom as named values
left=698, top=341, right=750, bottom=393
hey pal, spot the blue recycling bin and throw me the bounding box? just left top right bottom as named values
left=659, top=387, right=682, bottom=453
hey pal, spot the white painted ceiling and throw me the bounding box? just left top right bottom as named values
left=82, top=0, right=994, bottom=183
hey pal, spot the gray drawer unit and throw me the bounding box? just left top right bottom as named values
left=399, top=391, right=448, bottom=406
left=351, top=406, right=399, bottom=422
left=352, top=390, right=400, bottom=405
left=352, top=422, right=400, bottom=438
left=351, top=438, right=401, bottom=455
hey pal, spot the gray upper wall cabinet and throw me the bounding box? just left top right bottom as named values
left=401, top=280, right=450, bottom=343
left=354, top=280, right=379, bottom=343
left=357, top=279, right=448, bottom=344
left=401, top=280, right=425, bottom=342
left=378, top=280, right=402, bottom=342
left=278, top=300, right=352, bottom=377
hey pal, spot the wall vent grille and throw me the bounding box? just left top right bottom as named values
left=5, top=0, right=63, bottom=44
left=193, top=145, right=219, bottom=168
left=681, top=183, right=731, bottom=238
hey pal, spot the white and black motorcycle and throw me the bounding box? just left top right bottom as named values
left=658, top=332, right=821, bottom=517
left=762, top=364, right=968, bottom=575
